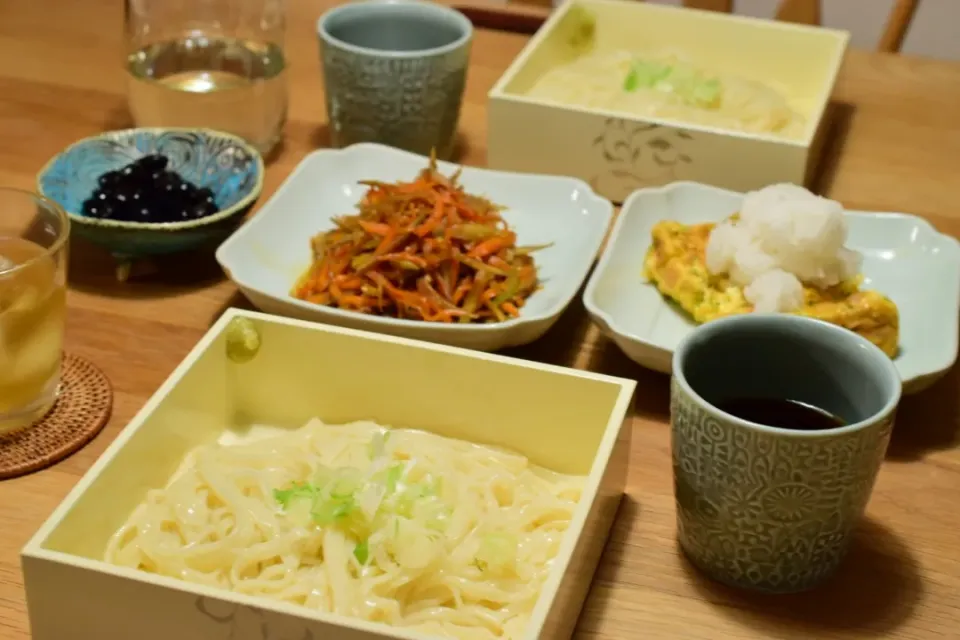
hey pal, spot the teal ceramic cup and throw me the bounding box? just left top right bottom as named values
left=670, top=314, right=901, bottom=593
left=317, top=0, right=473, bottom=159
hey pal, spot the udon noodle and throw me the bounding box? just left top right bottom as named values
left=526, top=50, right=805, bottom=138
left=105, top=419, right=585, bottom=639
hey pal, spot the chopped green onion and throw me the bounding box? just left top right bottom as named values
left=475, top=532, right=518, bottom=574
left=689, top=77, right=721, bottom=106
left=273, top=482, right=316, bottom=508
left=285, top=496, right=314, bottom=527
left=368, top=431, right=387, bottom=459
left=329, top=469, right=362, bottom=498
left=311, top=496, right=356, bottom=524
left=354, top=539, right=370, bottom=565
left=623, top=60, right=671, bottom=93
left=385, top=464, right=404, bottom=494
left=272, top=454, right=454, bottom=560
left=425, top=506, right=451, bottom=532
left=312, top=464, right=334, bottom=489
left=394, top=491, right=418, bottom=518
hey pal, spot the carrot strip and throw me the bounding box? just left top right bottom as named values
left=414, top=196, right=447, bottom=237
left=374, top=229, right=396, bottom=255
left=337, top=294, right=369, bottom=308
left=468, top=232, right=515, bottom=259
left=334, top=275, right=363, bottom=290
left=358, top=220, right=391, bottom=236
left=451, top=279, right=472, bottom=305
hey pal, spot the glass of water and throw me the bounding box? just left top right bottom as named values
left=124, top=0, right=288, bottom=155
left=0, top=189, right=69, bottom=435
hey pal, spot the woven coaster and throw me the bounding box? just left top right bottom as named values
left=0, top=353, right=113, bottom=479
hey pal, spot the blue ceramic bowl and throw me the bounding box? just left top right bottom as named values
left=37, top=128, right=263, bottom=277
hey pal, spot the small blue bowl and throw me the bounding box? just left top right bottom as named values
left=37, top=127, right=264, bottom=280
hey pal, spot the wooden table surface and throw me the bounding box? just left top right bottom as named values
left=2, top=0, right=960, bottom=638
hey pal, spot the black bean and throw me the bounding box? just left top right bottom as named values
left=132, top=154, right=168, bottom=174
left=97, top=170, right=122, bottom=188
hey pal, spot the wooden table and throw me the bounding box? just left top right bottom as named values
left=2, top=1, right=960, bottom=638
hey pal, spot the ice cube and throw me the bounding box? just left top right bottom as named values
left=6, top=312, right=62, bottom=384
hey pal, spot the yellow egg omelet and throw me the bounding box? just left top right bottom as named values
left=643, top=220, right=900, bottom=358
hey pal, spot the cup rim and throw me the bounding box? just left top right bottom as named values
left=671, top=313, right=902, bottom=437
left=0, top=187, right=70, bottom=277
left=316, top=0, right=473, bottom=60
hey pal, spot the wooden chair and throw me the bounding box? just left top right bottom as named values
left=683, top=0, right=919, bottom=52
left=504, top=0, right=919, bottom=54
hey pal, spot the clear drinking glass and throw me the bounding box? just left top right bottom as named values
left=124, top=0, right=288, bottom=155
left=0, top=189, right=69, bottom=435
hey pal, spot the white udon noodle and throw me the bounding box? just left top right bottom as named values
left=526, top=50, right=805, bottom=139
left=105, top=419, right=584, bottom=639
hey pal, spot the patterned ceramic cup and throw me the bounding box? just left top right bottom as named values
left=671, top=314, right=901, bottom=593
left=317, top=0, right=472, bottom=159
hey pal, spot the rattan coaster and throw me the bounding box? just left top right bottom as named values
left=0, top=353, right=113, bottom=479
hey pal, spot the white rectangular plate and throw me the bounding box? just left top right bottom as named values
left=216, top=143, right=614, bottom=352
left=582, top=181, right=960, bottom=394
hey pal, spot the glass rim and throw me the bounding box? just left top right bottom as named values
left=317, top=0, right=473, bottom=60
left=671, top=313, right=902, bottom=438
left=0, top=187, right=70, bottom=277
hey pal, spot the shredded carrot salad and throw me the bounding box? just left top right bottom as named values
left=292, top=158, right=551, bottom=323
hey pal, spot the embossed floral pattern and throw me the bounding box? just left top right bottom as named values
left=39, top=129, right=260, bottom=215
left=589, top=118, right=695, bottom=202
left=321, top=40, right=469, bottom=159
left=196, top=597, right=315, bottom=640
left=761, top=483, right=819, bottom=523
left=670, top=378, right=894, bottom=592
left=36, top=129, right=262, bottom=265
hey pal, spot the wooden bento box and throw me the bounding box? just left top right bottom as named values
left=21, top=309, right=635, bottom=640
left=487, top=0, right=850, bottom=203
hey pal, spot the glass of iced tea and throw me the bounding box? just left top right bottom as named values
left=124, top=0, right=287, bottom=155
left=0, top=189, right=69, bottom=435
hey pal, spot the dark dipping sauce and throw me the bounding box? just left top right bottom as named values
left=716, top=398, right=846, bottom=431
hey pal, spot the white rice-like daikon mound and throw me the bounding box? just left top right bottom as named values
left=704, top=184, right=863, bottom=313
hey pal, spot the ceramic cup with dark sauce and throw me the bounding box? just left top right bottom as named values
left=317, top=0, right=473, bottom=159
left=670, top=313, right=901, bottom=593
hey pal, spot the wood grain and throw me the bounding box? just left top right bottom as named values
left=683, top=0, right=735, bottom=13
left=1, top=0, right=960, bottom=639
left=774, top=0, right=821, bottom=26
left=878, top=0, right=920, bottom=53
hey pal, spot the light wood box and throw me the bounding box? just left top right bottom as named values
left=487, top=0, right=850, bottom=203
left=21, top=309, right=635, bottom=640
